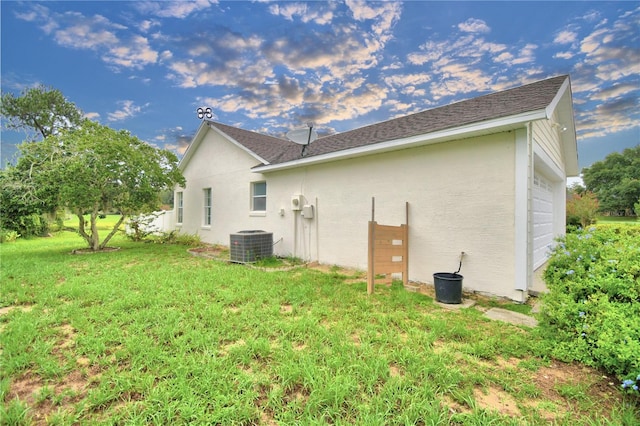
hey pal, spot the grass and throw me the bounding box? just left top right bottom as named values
left=596, top=215, right=639, bottom=224
left=1, top=230, right=638, bottom=424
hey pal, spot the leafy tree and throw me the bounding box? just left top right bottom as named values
left=566, top=191, right=599, bottom=228
left=1, top=85, right=84, bottom=236
left=1, top=85, right=83, bottom=141
left=568, top=182, right=586, bottom=196
left=0, top=167, right=49, bottom=237
left=582, top=146, right=640, bottom=214
left=17, top=120, right=185, bottom=251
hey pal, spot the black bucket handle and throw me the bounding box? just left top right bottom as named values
left=454, top=251, right=465, bottom=274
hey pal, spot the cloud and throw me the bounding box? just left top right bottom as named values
left=84, top=112, right=101, bottom=120
left=102, top=35, right=158, bottom=69
left=553, top=51, right=574, bottom=60
left=553, top=30, right=578, bottom=44
left=133, top=0, right=217, bottom=19
left=166, top=29, right=268, bottom=88
left=384, top=73, right=432, bottom=88
left=107, top=100, right=150, bottom=122
left=345, top=0, right=402, bottom=41
left=200, top=81, right=389, bottom=128
left=268, top=2, right=335, bottom=25
left=402, top=20, right=539, bottom=103
left=458, top=18, right=490, bottom=34
left=158, top=126, right=193, bottom=156
left=577, top=96, right=639, bottom=139
left=15, top=5, right=159, bottom=70
left=139, top=19, right=160, bottom=33
left=164, top=1, right=401, bottom=133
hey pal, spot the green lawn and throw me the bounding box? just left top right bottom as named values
left=1, top=232, right=637, bottom=424
left=596, top=216, right=639, bottom=224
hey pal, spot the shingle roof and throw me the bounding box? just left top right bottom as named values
left=207, top=121, right=294, bottom=163
left=210, top=75, right=569, bottom=166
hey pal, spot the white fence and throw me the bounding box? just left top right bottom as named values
left=125, top=210, right=175, bottom=236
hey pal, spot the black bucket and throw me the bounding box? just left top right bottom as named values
left=433, top=272, right=463, bottom=304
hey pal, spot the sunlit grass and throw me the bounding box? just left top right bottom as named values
left=1, top=231, right=636, bottom=424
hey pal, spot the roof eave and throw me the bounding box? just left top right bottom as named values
left=253, top=110, right=548, bottom=173
left=178, top=121, right=271, bottom=172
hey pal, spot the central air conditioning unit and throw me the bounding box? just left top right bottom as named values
left=291, top=194, right=303, bottom=211
left=230, top=230, right=273, bottom=263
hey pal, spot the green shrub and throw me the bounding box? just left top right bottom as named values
left=126, top=213, right=162, bottom=242
left=566, top=191, right=599, bottom=229
left=152, top=230, right=201, bottom=246
left=539, top=225, right=640, bottom=395
left=0, top=229, right=20, bottom=243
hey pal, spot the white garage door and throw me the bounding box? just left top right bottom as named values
left=532, top=173, right=554, bottom=270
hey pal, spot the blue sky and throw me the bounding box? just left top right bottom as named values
left=1, top=1, right=638, bottom=174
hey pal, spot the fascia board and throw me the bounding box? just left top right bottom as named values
left=207, top=123, right=270, bottom=165
left=253, top=110, right=547, bottom=173
left=545, top=77, right=579, bottom=176
left=545, top=76, right=570, bottom=120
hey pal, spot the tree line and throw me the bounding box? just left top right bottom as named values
left=568, top=145, right=640, bottom=228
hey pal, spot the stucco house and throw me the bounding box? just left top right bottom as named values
left=168, top=75, right=578, bottom=302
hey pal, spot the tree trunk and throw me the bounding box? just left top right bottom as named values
left=77, top=210, right=93, bottom=248
left=100, top=214, right=126, bottom=250
left=89, top=211, right=100, bottom=251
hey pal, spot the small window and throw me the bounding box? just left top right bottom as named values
left=176, top=191, right=184, bottom=224
left=251, top=181, right=267, bottom=212
left=203, top=188, right=212, bottom=226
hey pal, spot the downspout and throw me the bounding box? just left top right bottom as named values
left=514, top=123, right=533, bottom=299
left=526, top=122, right=534, bottom=295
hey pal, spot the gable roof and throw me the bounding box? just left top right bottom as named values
left=182, top=75, right=578, bottom=175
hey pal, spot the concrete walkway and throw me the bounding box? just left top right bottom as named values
left=483, top=307, right=538, bottom=327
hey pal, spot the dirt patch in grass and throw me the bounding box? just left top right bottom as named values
left=474, top=385, right=522, bottom=417
left=293, top=342, right=307, bottom=351
left=4, top=322, right=105, bottom=423
left=6, top=365, right=102, bottom=425
left=389, top=364, right=403, bottom=378
left=0, top=304, right=34, bottom=316
left=71, top=247, right=120, bottom=254
left=442, top=394, right=473, bottom=415
left=188, top=245, right=228, bottom=259
left=453, top=358, right=624, bottom=421
left=531, top=361, right=621, bottom=417
left=280, top=304, right=293, bottom=314
left=305, top=262, right=366, bottom=282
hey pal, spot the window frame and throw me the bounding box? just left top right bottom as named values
left=176, top=191, right=184, bottom=225
left=250, top=181, right=267, bottom=214
left=203, top=187, right=212, bottom=227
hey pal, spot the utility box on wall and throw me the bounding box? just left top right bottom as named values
left=291, top=194, right=303, bottom=211
left=230, top=230, right=273, bottom=263
left=302, top=204, right=314, bottom=219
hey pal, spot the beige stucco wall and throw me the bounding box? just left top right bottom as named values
left=178, top=129, right=521, bottom=299
left=175, top=130, right=268, bottom=239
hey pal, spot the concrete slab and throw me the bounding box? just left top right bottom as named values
left=484, top=308, right=538, bottom=327
left=530, top=262, right=549, bottom=296
left=435, top=299, right=476, bottom=310
left=530, top=299, right=543, bottom=314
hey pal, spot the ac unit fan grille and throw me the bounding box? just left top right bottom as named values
left=230, top=230, right=273, bottom=263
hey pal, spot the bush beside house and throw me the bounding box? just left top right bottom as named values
left=539, top=224, right=640, bottom=395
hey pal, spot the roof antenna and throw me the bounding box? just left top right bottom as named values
left=286, top=121, right=318, bottom=157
